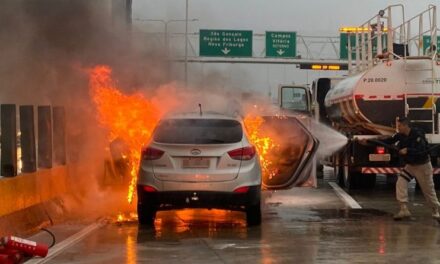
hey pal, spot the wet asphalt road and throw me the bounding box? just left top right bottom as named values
left=27, top=169, right=440, bottom=264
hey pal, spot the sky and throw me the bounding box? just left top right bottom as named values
left=131, top=0, right=438, bottom=97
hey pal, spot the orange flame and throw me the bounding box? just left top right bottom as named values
left=244, top=115, right=278, bottom=179
left=89, top=65, right=161, bottom=203
left=117, top=212, right=124, bottom=222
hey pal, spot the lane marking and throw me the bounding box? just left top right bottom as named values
left=328, top=182, right=362, bottom=209
left=26, top=221, right=105, bottom=264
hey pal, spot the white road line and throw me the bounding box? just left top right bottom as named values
left=328, top=182, right=362, bottom=209
left=26, top=221, right=106, bottom=264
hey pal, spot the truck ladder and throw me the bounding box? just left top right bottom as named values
left=404, top=58, right=437, bottom=133
left=399, top=5, right=439, bottom=134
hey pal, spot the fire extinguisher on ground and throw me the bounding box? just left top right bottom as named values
left=0, top=245, right=24, bottom=264
left=0, top=228, right=54, bottom=264
left=1, top=235, right=49, bottom=257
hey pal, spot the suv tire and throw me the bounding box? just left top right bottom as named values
left=138, top=203, right=156, bottom=226
left=246, top=201, right=262, bottom=226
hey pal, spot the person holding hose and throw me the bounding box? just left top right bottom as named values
left=361, top=117, right=440, bottom=220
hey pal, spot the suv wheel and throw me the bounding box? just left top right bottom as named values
left=246, top=202, right=262, bottom=226
left=138, top=204, right=156, bottom=226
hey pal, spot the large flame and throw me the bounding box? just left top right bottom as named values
left=89, top=65, right=161, bottom=203
left=244, top=115, right=278, bottom=179
left=88, top=66, right=279, bottom=202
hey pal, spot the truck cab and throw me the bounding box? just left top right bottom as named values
left=277, top=85, right=312, bottom=113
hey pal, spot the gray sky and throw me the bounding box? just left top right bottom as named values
left=132, top=0, right=438, bottom=97
left=133, top=0, right=436, bottom=34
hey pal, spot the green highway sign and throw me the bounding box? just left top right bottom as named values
left=199, top=29, right=253, bottom=57
left=265, top=31, right=296, bottom=58
left=340, top=33, right=387, bottom=60
left=422, top=35, right=440, bottom=53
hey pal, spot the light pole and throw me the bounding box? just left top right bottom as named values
left=185, top=0, right=189, bottom=88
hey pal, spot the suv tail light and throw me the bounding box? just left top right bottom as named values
left=376, top=146, right=385, bottom=154
left=228, top=146, right=256, bottom=160
left=141, top=147, right=164, bottom=160
left=233, top=186, right=250, bottom=193
left=141, top=185, right=157, bottom=192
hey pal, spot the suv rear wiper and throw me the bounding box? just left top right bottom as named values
left=198, top=138, right=226, bottom=144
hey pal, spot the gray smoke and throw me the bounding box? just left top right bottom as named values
left=0, top=1, right=170, bottom=210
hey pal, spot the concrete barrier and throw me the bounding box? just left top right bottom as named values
left=0, top=166, right=67, bottom=217
left=0, top=198, right=66, bottom=237
left=0, top=166, right=68, bottom=236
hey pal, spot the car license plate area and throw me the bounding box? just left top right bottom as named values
left=182, top=158, right=210, bottom=168
left=369, top=154, right=391, bottom=162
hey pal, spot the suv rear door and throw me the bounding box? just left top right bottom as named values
left=259, top=116, right=319, bottom=189
left=148, top=118, right=245, bottom=182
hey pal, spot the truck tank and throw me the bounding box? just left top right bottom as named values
left=324, top=58, right=440, bottom=135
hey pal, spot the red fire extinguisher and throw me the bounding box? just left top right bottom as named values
left=0, top=246, right=23, bottom=264
left=1, top=236, right=48, bottom=258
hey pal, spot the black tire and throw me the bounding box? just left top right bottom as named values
left=343, top=164, right=363, bottom=190
left=434, top=175, right=440, bottom=190
left=386, top=174, right=398, bottom=185
left=137, top=203, right=156, bottom=226
left=361, top=173, right=376, bottom=189
left=334, top=155, right=344, bottom=187
left=246, top=203, right=262, bottom=226
left=343, top=167, right=355, bottom=190
left=333, top=165, right=345, bottom=188
left=340, top=152, right=376, bottom=190
left=317, top=163, right=324, bottom=179
left=342, top=154, right=356, bottom=190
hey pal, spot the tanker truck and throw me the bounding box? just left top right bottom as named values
left=312, top=5, right=440, bottom=189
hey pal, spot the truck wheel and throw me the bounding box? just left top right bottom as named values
left=343, top=165, right=364, bottom=190
left=246, top=202, right=262, bottom=226
left=334, top=164, right=344, bottom=187
left=137, top=204, right=156, bottom=226
left=386, top=174, right=398, bottom=186
left=342, top=154, right=357, bottom=190
left=343, top=167, right=355, bottom=190
left=361, top=174, right=376, bottom=189
left=317, top=163, right=324, bottom=179
left=434, top=175, right=440, bottom=190
left=338, top=152, right=365, bottom=190
left=333, top=155, right=344, bottom=187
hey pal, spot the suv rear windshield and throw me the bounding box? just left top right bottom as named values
left=154, top=119, right=243, bottom=144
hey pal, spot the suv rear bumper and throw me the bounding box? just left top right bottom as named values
left=137, top=185, right=261, bottom=211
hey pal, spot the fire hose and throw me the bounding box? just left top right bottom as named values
left=0, top=228, right=55, bottom=264
left=364, top=139, right=440, bottom=155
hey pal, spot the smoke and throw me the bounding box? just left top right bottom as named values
left=0, top=0, right=171, bottom=217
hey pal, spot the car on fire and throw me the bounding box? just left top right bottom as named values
left=136, top=112, right=263, bottom=226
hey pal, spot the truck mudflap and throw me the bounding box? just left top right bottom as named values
left=259, top=115, right=319, bottom=190
left=362, top=167, right=440, bottom=174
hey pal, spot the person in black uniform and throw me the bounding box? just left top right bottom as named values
left=375, top=117, right=440, bottom=220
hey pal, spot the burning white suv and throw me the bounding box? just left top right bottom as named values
left=137, top=112, right=262, bottom=226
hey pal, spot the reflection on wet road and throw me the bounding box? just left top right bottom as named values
left=39, top=171, right=440, bottom=264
